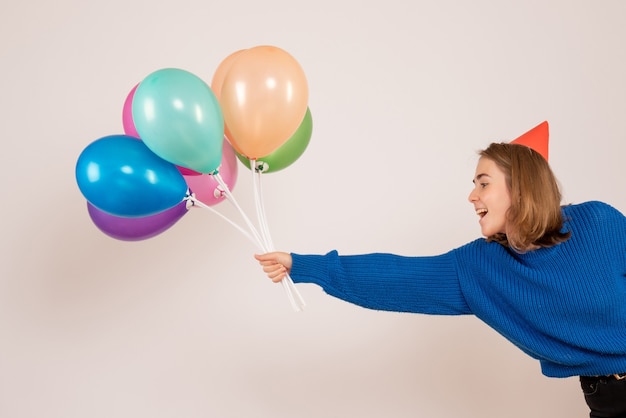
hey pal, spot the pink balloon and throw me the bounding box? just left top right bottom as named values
left=122, top=84, right=140, bottom=138
left=184, top=139, right=238, bottom=205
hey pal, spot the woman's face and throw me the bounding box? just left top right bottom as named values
left=468, top=157, right=512, bottom=237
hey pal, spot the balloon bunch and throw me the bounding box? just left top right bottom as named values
left=75, top=45, right=312, bottom=311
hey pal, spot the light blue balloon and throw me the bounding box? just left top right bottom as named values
left=132, top=68, right=224, bottom=174
left=75, top=135, right=188, bottom=217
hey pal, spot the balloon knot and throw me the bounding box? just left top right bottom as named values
left=184, top=190, right=196, bottom=209
left=214, top=186, right=225, bottom=199
left=255, top=161, right=269, bottom=173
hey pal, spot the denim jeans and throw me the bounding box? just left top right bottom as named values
left=580, top=375, right=626, bottom=418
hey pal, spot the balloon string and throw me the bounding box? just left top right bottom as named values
left=187, top=195, right=258, bottom=248
left=207, top=170, right=305, bottom=312
left=251, top=160, right=272, bottom=249
left=250, top=160, right=306, bottom=311
left=213, top=172, right=266, bottom=250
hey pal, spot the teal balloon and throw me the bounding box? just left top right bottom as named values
left=237, top=108, right=312, bottom=173
left=75, top=135, right=188, bottom=217
left=132, top=68, right=224, bottom=174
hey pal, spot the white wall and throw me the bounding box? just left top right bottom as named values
left=1, top=1, right=625, bottom=417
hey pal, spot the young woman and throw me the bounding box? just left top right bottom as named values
left=255, top=142, right=626, bottom=417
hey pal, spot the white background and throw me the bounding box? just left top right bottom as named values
left=1, top=1, right=625, bottom=417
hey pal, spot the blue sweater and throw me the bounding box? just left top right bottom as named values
left=290, top=201, right=626, bottom=377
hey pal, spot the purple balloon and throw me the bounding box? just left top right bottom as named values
left=87, top=200, right=189, bottom=241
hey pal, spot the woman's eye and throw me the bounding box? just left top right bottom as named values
left=480, top=183, right=488, bottom=188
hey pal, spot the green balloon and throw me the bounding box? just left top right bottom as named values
left=237, top=107, right=312, bottom=173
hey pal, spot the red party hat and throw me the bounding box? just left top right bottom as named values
left=510, top=121, right=549, bottom=160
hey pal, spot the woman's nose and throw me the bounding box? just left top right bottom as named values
left=468, top=189, right=477, bottom=203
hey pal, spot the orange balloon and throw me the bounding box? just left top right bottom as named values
left=220, top=45, right=309, bottom=159
left=211, top=49, right=245, bottom=101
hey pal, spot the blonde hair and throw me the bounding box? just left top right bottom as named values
left=479, top=143, right=570, bottom=251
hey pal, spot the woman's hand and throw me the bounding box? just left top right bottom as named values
left=254, top=252, right=292, bottom=283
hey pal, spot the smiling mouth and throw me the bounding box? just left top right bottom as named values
left=476, top=208, right=488, bottom=218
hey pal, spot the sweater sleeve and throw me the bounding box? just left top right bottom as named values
left=290, top=250, right=471, bottom=315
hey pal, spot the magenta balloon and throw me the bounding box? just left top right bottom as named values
left=122, top=84, right=140, bottom=138
left=87, top=200, right=189, bottom=241
left=178, top=166, right=201, bottom=176
left=184, top=139, right=238, bottom=205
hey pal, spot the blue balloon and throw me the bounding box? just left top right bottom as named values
left=75, top=135, right=188, bottom=217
